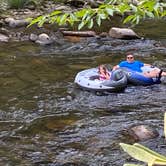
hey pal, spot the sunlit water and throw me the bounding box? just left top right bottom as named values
left=0, top=20, right=166, bottom=166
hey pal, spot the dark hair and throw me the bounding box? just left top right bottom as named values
left=98, top=65, right=107, bottom=74
left=126, top=52, right=134, bottom=57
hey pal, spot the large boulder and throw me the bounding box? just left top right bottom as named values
left=109, top=27, right=140, bottom=39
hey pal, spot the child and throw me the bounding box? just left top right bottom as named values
left=98, top=65, right=110, bottom=80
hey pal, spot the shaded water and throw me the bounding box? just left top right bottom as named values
left=0, top=21, right=166, bottom=165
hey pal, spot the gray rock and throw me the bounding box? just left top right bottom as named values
left=0, top=28, right=9, bottom=36
left=5, top=17, right=29, bottom=28
left=35, top=33, right=53, bottom=45
left=0, top=33, right=9, bottom=42
left=109, top=27, right=140, bottom=39
left=128, top=125, right=159, bottom=141
left=29, top=33, right=38, bottom=42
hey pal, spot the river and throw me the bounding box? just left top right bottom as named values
left=0, top=20, right=166, bottom=165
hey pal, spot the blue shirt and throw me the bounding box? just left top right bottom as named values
left=118, top=60, right=144, bottom=72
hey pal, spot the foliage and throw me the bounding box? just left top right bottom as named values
left=0, top=0, right=8, bottom=11
left=120, top=113, right=166, bottom=166
left=8, top=0, right=28, bottom=8
left=120, top=143, right=166, bottom=166
left=7, top=0, right=39, bottom=9
left=29, top=0, right=166, bottom=29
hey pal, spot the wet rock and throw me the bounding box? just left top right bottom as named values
left=64, top=36, right=82, bottom=43
left=0, top=33, right=9, bottom=42
left=128, top=125, right=159, bottom=141
left=25, top=1, right=37, bottom=10
left=0, top=20, right=4, bottom=27
left=5, top=17, right=29, bottom=28
left=29, top=33, right=38, bottom=42
left=66, top=95, right=73, bottom=101
left=61, top=30, right=96, bottom=37
left=35, top=33, right=53, bottom=45
left=109, top=27, right=140, bottom=39
left=99, top=32, right=108, bottom=37
left=0, top=28, right=9, bottom=36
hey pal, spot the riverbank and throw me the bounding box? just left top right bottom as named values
left=0, top=0, right=166, bottom=55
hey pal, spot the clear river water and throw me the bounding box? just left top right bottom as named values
left=0, top=20, right=166, bottom=166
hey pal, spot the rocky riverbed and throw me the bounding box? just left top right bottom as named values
left=0, top=0, right=166, bottom=55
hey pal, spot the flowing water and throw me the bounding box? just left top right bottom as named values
left=0, top=20, right=166, bottom=166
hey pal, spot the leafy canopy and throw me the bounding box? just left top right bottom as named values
left=29, top=0, right=166, bottom=29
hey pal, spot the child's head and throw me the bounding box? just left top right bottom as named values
left=99, top=65, right=107, bottom=74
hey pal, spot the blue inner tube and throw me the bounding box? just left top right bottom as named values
left=121, top=66, right=161, bottom=85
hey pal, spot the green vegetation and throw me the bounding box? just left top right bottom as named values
left=8, top=0, right=29, bottom=8
left=0, top=0, right=8, bottom=11
left=120, top=113, right=166, bottom=166
left=29, top=0, right=166, bottom=29
left=0, top=0, right=39, bottom=9
left=120, top=143, right=166, bottom=166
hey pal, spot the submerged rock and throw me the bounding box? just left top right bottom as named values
left=128, top=125, right=159, bottom=141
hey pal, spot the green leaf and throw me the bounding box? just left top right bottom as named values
left=88, top=19, right=94, bottom=29
left=85, top=15, right=92, bottom=22
left=50, top=10, right=62, bottom=16
left=161, top=10, right=166, bottom=17
left=55, top=15, right=61, bottom=24
left=130, top=4, right=137, bottom=12
left=105, top=7, right=114, bottom=16
left=48, top=16, right=57, bottom=24
left=118, top=4, right=130, bottom=14
left=135, top=15, right=140, bottom=24
left=134, top=143, right=166, bottom=162
left=120, top=143, right=166, bottom=166
left=120, top=143, right=157, bottom=164
left=70, top=13, right=78, bottom=21
left=82, top=10, right=92, bottom=21
left=98, top=13, right=107, bottom=19
left=28, top=15, right=44, bottom=27
left=59, top=13, right=69, bottom=25
left=75, top=9, right=87, bottom=18
left=146, top=11, right=154, bottom=18
left=123, top=15, right=135, bottom=24
left=38, top=15, right=48, bottom=27
left=96, top=15, right=101, bottom=26
left=78, top=21, right=85, bottom=30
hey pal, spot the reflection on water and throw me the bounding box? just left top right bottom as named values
left=0, top=28, right=166, bottom=165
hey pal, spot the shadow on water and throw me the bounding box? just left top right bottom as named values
left=0, top=21, right=166, bottom=165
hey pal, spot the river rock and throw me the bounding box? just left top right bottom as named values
left=29, top=33, right=38, bottom=42
left=109, top=27, right=140, bottom=39
left=5, top=17, right=29, bottom=28
left=128, top=125, right=159, bottom=141
left=0, top=33, right=9, bottom=42
left=61, top=30, right=96, bottom=37
left=35, top=33, right=53, bottom=45
left=0, top=28, right=9, bottom=36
